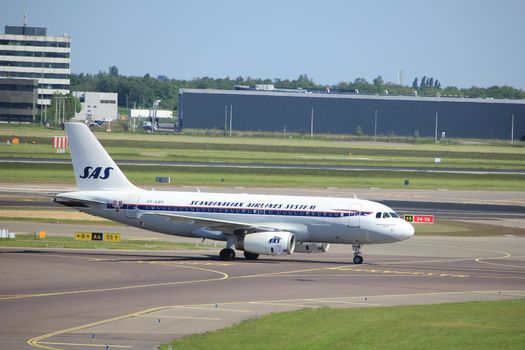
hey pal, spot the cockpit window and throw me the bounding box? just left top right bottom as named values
left=382, top=212, right=391, bottom=218
left=389, top=212, right=399, bottom=218
left=376, top=212, right=381, bottom=218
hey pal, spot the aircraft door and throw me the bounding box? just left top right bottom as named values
left=347, top=204, right=361, bottom=228
left=126, top=194, right=140, bottom=219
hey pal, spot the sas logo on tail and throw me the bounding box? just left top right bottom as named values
left=79, top=166, right=113, bottom=180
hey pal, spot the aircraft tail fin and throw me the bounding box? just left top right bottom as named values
left=65, top=122, right=137, bottom=191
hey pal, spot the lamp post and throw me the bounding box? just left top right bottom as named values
left=434, top=112, right=439, bottom=143
left=40, top=52, right=45, bottom=125
left=310, top=107, right=314, bottom=139
left=152, top=99, right=161, bottom=132
left=374, top=110, right=377, bottom=141
left=229, top=105, right=233, bottom=137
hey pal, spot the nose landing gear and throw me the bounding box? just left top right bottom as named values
left=352, top=241, right=364, bottom=264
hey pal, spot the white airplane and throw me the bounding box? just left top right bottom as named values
left=55, top=122, right=414, bottom=263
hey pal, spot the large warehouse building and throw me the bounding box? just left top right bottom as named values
left=179, top=89, right=525, bottom=140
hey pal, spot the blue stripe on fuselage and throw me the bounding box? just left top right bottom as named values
left=106, top=203, right=372, bottom=218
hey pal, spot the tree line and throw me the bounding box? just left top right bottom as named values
left=70, top=67, right=525, bottom=112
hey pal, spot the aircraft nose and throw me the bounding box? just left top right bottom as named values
left=398, top=220, right=415, bottom=241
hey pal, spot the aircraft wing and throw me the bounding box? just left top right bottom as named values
left=138, top=212, right=286, bottom=234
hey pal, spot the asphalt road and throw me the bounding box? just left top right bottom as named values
left=1, top=185, right=525, bottom=349
left=1, top=237, right=524, bottom=350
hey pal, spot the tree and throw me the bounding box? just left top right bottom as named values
left=428, top=77, right=434, bottom=89
left=47, top=94, right=80, bottom=127
left=412, top=77, right=418, bottom=89
left=373, top=75, right=384, bottom=92
left=297, top=74, right=315, bottom=89
left=68, top=72, right=524, bottom=116
left=108, top=65, right=119, bottom=76
left=420, top=76, right=427, bottom=88
left=349, top=78, right=374, bottom=93
left=355, top=125, right=363, bottom=136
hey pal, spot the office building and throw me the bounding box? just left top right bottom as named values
left=0, top=77, right=38, bottom=122
left=0, top=24, right=71, bottom=119
left=73, top=91, right=118, bottom=121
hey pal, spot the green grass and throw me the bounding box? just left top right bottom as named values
left=1, top=125, right=524, bottom=191
left=0, top=161, right=524, bottom=191
left=3, top=142, right=525, bottom=170
left=161, top=299, right=525, bottom=350
left=0, top=234, right=205, bottom=250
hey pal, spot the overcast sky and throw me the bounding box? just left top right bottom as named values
left=2, top=0, right=524, bottom=89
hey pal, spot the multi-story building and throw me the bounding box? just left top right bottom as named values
left=0, top=24, right=71, bottom=120
left=73, top=91, right=118, bottom=121
left=0, top=77, right=38, bottom=122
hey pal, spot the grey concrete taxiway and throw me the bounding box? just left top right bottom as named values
left=1, top=236, right=524, bottom=350
left=1, top=185, right=525, bottom=349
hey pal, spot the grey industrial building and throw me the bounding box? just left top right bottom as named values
left=179, top=89, right=525, bottom=140
left=0, top=77, right=38, bottom=122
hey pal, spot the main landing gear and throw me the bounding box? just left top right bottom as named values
left=219, top=249, right=260, bottom=261
left=219, top=248, right=235, bottom=261
left=243, top=251, right=260, bottom=260
left=220, top=237, right=237, bottom=261
left=352, top=241, right=364, bottom=264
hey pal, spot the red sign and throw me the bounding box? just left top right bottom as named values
left=404, top=214, right=434, bottom=224
left=413, top=215, right=434, bottom=224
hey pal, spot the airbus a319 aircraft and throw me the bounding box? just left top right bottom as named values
left=55, top=123, right=414, bottom=263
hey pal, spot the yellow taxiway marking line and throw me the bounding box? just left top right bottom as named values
left=38, top=341, right=132, bottom=348
left=28, top=306, right=168, bottom=350
left=474, top=258, right=525, bottom=270
left=172, top=305, right=251, bottom=313
left=305, top=299, right=382, bottom=306
left=140, top=315, right=221, bottom=321
left=326, top=266, right=469, bottom=278
left=265, top=273, right=432, bottom=277
left=377, top=262, right=520, bottom=274
left=3, top=264, right=228, bottom=301
left=27, top=289, right=525, bottom=349
left=4, top=262, right=349, bottom=302
left=476, top=275, right=525, bottom=280
left=250, top=301, right=313, bottom=308
left=394, top=241, right=517, bottom=272
left=6, top=246, right=516, bottom=302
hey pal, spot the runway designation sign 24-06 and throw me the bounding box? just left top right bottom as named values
left=75, top=232, right=121, bottom=241
left=404, top=215, right=434, bottom=224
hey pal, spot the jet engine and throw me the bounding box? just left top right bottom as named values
left=294, top=242, right=330, bottom=253
left=236, top=231, right=295, bottom=255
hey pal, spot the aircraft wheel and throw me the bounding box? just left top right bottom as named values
left=353, top=255, right=364, bottom=264
left=220, top=248, right=236, bottom=261
left=244, top=251, right=260, bottom=260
